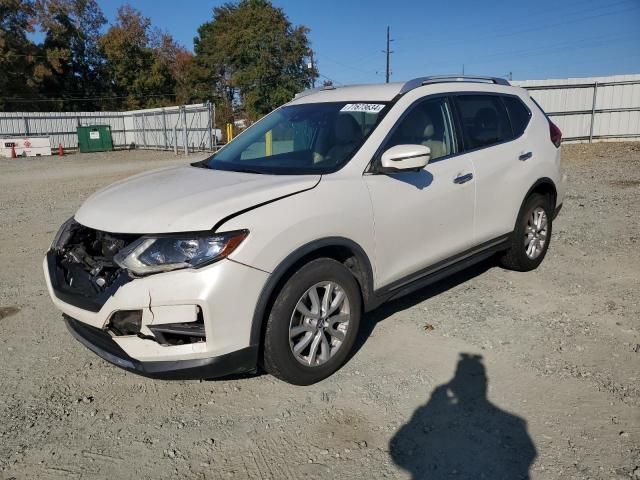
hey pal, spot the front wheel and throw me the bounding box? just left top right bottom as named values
left=262, top=258, right=361, bottom=385
left=500, top=193, right=553, bottom=272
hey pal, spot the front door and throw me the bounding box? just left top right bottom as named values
left=364, top=96, right=476, bottom=289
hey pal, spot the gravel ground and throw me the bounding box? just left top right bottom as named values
left=0, top=144, right=638, bottom=479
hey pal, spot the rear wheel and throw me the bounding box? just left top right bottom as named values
left=500, top=193, right=553, bottom=271
left=262, top=258, right=361, bottom=385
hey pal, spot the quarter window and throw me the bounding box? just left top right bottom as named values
left=503, top=96, right=531, bottom=137
left=385, top=97, right=456, bottom=161
left=454, top=95, right=512, bottom=150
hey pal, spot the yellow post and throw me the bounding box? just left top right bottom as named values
left=226, top=123, right=233, bottom=142
left=265, top=130, right=272, bottom=156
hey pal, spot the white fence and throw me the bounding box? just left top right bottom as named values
left=1, top=74, right=638, bottom=150
left=514, top=74, right=640, bottom=143
left=0, top=103, right=218, bottom=152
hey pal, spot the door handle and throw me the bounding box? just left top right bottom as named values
left=454, top=173, right=473, bottom=184
left=519, top=151, right=533, bottom=161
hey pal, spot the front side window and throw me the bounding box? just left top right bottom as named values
left=203, top=102, right=388, bottom=175
left=384, top=96, right=457, bottom=161
left=454, top=95, right=512, bottom=150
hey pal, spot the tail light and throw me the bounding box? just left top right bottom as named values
left=549, top=120, right=562, bottom=148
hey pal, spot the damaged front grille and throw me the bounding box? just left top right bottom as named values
left=48, top=220, right=139, bottom=311
left=49, top=221, right=207, bottom=346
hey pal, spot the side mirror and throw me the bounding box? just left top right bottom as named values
left=380, top=144, right=431, bottom=172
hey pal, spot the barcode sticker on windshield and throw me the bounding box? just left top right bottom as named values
left=340, top=103, right=385, bottom=113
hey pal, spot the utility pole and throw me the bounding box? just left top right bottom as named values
left=309, top=51, right=316, bottom=88
left=384, top=26, right=394, bottom=83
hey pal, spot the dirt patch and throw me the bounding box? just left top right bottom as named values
left=0, top=306, right=20, bottom=320
left=0, top=147, right=638, bottom=479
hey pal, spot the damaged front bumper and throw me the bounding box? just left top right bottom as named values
left=64, top=315, right=257, bottom=379
left=43, top=226, right=269, bottom=379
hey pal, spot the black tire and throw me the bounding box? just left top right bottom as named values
left=262, top=258, right=361, bottom=385
left=500, top=193, right=553, bottom=272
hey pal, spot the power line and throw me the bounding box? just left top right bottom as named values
left=316, top=1, right=637, bottom=84
left=453, top=0, right=634, bottom=49
left=0, top=92, right=180, bottom=103
left=458, top=3, right=636, bottom=50
left=410, top=4, right=639, bottom=73
left=315, top=53, right=379, bottom=77
left=476, top=32, right=635, bottom=64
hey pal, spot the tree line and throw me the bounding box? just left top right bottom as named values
left=0, top=0, right=318, bottom=123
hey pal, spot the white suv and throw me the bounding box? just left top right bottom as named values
left=44, top=75, right=566, bottom=385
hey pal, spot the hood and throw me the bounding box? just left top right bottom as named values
left=74, top=165, right=320, bottom=233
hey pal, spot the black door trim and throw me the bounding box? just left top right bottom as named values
left=373, top=233, right=511, bottom=299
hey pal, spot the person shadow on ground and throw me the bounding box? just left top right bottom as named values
left=390, top=354, right=536, bottom=480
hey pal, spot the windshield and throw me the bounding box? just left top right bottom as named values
left=202, top=102, right=389, bottom=175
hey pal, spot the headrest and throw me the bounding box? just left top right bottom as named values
left=401, top=109, right=435, bottom=141
left=423, top=121, right=434, bottom=138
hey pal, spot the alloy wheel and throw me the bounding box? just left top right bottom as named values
left=289, top=281, right=350, bottom=367
left=524, top=206, right=548, bottom=259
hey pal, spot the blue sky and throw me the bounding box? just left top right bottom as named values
left=97, top=0, right=640, bottom=83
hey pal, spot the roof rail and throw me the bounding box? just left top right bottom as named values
left=399, top=75, right=510, bottom=94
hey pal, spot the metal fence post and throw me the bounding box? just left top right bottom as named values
left=141, top=113, right=147, bottom=148
left=121, top=114, right=127, bottom=149
left=173, top=125, right=178, bottom=155
left=589, top=81, right=598, bottom=143
left=23, top=115, right=29, bottom=135
left=213, top=104, right=217, bottom=149
left=206, top=101, right=213, bottom=152
left=162, top=109, right=168, bottom=150
left=182, top=106, right=188, bottom=156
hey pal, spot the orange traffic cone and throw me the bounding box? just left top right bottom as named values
left=58, top=143, right=64, bottom=157
left=10, top=144, right=16, bottom=158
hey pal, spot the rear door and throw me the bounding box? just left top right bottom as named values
left=364, top=96, right=476, bottom=288
left=453, top=93, right=533, bottom=244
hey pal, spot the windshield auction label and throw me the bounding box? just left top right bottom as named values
left=340, top=103, right=385, bottom=113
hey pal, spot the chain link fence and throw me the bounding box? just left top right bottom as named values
left=0, top=102, right=221, bottom=153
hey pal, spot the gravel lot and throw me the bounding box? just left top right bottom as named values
left=0, top=144, right=638, bottom=479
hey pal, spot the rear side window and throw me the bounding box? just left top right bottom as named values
left=454, top=95, right=512, bottom=150
left=503, top=96, right=531, bottom=137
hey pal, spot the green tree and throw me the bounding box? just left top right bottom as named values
left=193, top=0, right=317, bottom=121
left=151, top=30, right=196, bottom=105
left=35, top=0, right=108, bottom=111
left=99, top=4, right=179, bottom=109
left=0, top=0, right=41, bottom=111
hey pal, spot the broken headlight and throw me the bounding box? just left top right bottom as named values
left=114, top=230, right=248, bottom=276
left=50, top=217, right=77, bottom=249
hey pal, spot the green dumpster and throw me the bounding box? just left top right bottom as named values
left=77, top=125, right=113, bottom=153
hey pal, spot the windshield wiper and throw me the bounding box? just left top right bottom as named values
left=226, top=167, right=265, bottom=174
left=192, top=161, right=265, bottom=174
